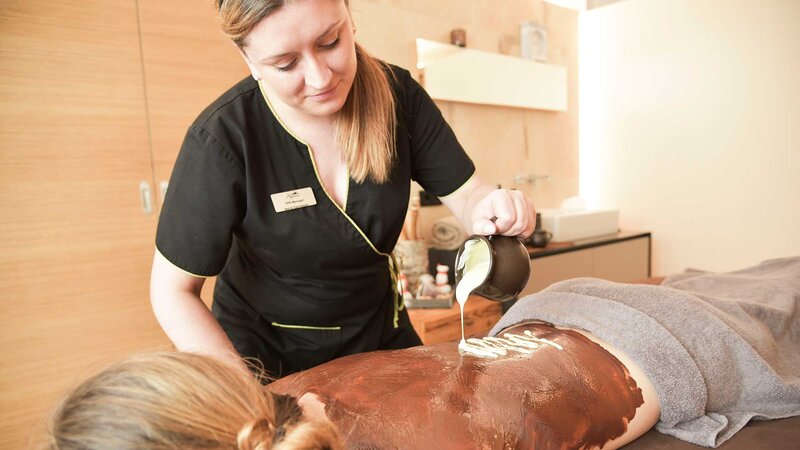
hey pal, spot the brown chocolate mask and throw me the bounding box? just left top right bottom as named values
left=269, top=324, right=643, bottom=449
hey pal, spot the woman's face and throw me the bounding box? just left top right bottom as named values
left=241, top=0, right=357, bottom=118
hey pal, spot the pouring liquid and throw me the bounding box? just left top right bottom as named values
left=454, top=239, right=491, bottom=356
left=456, top=236, right=548, bottom=358
left=457, top=261, right=561, bottom=358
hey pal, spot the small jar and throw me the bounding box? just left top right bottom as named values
left=394, top=240, right=429, bottom=294
left=450, top=29, right=467, bottom=47
left=435, top=264, right=450, bottom=286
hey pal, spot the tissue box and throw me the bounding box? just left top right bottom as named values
left=540, top=209, right=619, bottom=242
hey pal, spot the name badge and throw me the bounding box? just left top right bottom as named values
left=271, top=187, right=317, bottom=212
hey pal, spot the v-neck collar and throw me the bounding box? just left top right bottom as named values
left=257, top=80, right=351, bottom=213
left=256, top=80, right=405, bottom=329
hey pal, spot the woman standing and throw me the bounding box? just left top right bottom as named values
left=150, top=0, right=536, bottom=376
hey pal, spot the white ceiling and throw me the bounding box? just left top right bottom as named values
left=543, top=0, right=629, bottom=11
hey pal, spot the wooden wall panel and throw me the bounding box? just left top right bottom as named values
left=137, top=0, right=249, bottom=309
left=137, top=0, right=249, bottom=209
left=354, top=0, right=579, bottom=215
left=0, top=1, right=169, bottom=447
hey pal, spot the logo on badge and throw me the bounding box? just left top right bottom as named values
left=271, top=187, right=317, bottom=212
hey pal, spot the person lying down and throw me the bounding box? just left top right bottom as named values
left=48, top=256, right=799, bottom=449
left=48, top=322, right=659, bottom=449
left=268, top=322, right=661, bottom=449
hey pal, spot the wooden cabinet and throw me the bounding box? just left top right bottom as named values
left=525, top=251, right=594, bottom=293
left=408, top=297, right=502, bottom=345
left=0, top=1, right=246, bottom=446
left=409, top=232, right=651, bottom=345
left=591, top=237, right=650, bottom=282
left=523, top=233, right=651, bottom=295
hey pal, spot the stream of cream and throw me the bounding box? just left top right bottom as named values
left=455, top=239, right=563, bottom=358
left=456, top=260, right=490, bottom=345
left=455, top=239, right=491, bottom=355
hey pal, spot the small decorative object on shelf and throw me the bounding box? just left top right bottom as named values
left=450, top=28, right=466, bottom=47
left=398, top=272, right=414, bottom=302
left=405, top=272, right=454, bottom=309
left=416, top=274, right=439, bottom=298
left=394, top=239, right=428, bottom=295
left=435, top=264, right=452, bottom=295
left=520, top=21, right=548, bottom=62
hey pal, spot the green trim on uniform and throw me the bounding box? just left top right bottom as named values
left=271, top=322, right=342, bottom=331
left=155, top=246, right=213, bottom=278
left=257, top=80, right=403, bottom=328
left=388, top=253, right=405, bottom=327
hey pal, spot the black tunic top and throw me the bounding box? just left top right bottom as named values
left=156, top=64, right=474, bottom=376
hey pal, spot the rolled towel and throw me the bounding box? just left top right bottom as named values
left=430, top=216, right=467, bottom=250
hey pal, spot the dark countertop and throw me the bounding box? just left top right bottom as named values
left=526, top=230, right=651, bottom=259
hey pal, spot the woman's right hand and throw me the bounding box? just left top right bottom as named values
left=150, top=251, right=249, bottom=374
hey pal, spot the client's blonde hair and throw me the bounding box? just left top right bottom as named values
left=47, top=352, right=343, bottom=449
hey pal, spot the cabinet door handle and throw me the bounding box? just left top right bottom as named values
left=159, top=180, right=169, bottom=204
left=140, top=181, right=153, bottom=215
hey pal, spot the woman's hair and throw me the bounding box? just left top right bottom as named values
left=218, top=0, right=397, bottom=184
left=47, top=352, right=343, bottom=449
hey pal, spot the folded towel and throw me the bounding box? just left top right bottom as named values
left=430, top=216, right=467, bottom=250
left=490, top=256, right=800, bottom=448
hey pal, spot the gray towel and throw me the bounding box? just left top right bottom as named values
left=490, top=256, right=800, bottom=448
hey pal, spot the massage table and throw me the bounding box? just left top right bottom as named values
left=624, top=415, right=800, bottom=449
left=625, top=276, right=800, bottom=449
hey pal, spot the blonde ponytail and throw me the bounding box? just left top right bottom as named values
left=335, top=43, right=397, bottom=184
left=274, top=420, right=345, bottom=450
left=48, top=352, right=344, bottom=450
left=237, top=416, right=278, bottom=450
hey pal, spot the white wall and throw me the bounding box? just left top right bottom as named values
left=579, top=0, right=800, bottom=275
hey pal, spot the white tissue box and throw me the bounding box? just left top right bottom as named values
left=540, top=209, right=619, bottom=242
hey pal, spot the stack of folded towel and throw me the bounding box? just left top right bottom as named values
left=429, top=216, right=467, bottom=250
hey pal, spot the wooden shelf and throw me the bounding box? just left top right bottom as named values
left=416, top=38, right=568, bottom=111
left=408, top=296, right=502, bottom=345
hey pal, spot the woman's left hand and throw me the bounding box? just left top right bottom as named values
left=469, top=188, right=536, bottom=237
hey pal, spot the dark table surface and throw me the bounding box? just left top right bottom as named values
left=623, top=415, right=800, bottom=449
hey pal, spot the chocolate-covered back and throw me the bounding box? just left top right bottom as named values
left=268, top=324, right=644, bottom=449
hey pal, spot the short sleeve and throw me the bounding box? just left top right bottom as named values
left=400, top=69, right=475, bottom=197
left=155, top=125, right=246, bottom=276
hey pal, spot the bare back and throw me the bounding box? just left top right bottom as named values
left=269, top=323, right=659, bottom=449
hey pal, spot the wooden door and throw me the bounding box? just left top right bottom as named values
left=0, top=1, right=168, bottom=447
left=137, top=0, right=249, bottom=304
left=137, top=0, right=248, bottom=207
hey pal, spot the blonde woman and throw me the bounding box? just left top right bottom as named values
left=48, top=324, right=658, bottom=450
left=48, top=352, right=342, bottom=450
left=52, top=259, right=799, bottom=448
left=150, top=0, right=536, bottom=377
